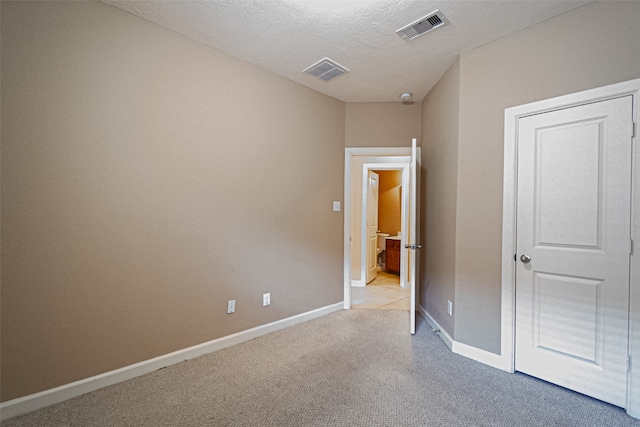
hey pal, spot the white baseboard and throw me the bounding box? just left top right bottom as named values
left=418, top=304, right=508, bottom=372
left=0, top=302, right=344, bottom=421
left=418, top=304, right=453, bottom=351
left=452, top=341, right=509, bottom=371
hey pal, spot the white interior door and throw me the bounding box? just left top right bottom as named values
left=515, top=96, right=633, bottom=407
left=409, top=138, right=419, bottom=335
left=366, top=170, right=379, bottom=284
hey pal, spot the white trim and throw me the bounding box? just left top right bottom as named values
left=418, top=304, right=453, bottom=351
left=409, top=137, right=419, bottom=335
left=419, top=304, right=508, bottom=370
left=344, top=150, right=351, bottom=307
left=629, top=79, right=640, bottom=420
left=501, top=78, right=640, bottom=418
left=0, top=303, right=344, bottom=421
left=501, top=103, right=518, bottom=374
left=351, top=279, right=366, bottom=287
left=452, top=342, right=509, bottom=371
left=346, top=147, right=414, bottom=156
left=343, top=147, right=414, bottom=309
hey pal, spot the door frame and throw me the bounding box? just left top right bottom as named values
left=361, top=163, right=410, bottom=289
left=343, top=147, right=419, bottom=308
left=500, top=78, right=640, bottom=418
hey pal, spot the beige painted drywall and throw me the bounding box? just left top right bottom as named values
left=375, top=170, right=402, bottom=236
left=453, top=1, right=640, bottom=354
left=419, top=58, right=460, bottom=337
left=1, top=1, right=344, bottom=401
left=345, top=102, right=421, bottom=148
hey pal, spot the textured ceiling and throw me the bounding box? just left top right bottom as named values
left=102, top=0, right=592, bottom=103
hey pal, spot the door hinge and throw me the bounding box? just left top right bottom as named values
left=633, top=121, right=637, bottom=138
left=632, top=239, right=635, bottom=256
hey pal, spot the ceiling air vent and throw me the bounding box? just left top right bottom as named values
left=396, top=10, right=449, bottom=41
left=303, top=57, right=350, bottom=82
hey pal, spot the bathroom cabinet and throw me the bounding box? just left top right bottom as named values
left=385, top=238, right=400, bottom=274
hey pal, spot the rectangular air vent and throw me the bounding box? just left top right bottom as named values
left=303, top=57, right=350, bottom=82
left=396, top=10, right=449, bottom=41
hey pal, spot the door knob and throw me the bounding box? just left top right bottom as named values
left=520, top=254, right=532, bottom=264
left=405, top=244, right=422, bottom=250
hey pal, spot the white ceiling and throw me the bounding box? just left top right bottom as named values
left=102, top=0, right=592, bottom=103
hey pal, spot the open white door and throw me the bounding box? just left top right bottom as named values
left=365, top=170, right=380, bottom=284
left=408, top=138, right=419, bottom=335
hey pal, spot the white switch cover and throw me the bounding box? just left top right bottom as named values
left=227, top=300, right=235, bottom=314
left=333, top=201, right=341, bottom=212
left=263, top=293, right=270, bottom=306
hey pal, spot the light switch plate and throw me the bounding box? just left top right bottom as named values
left=333, top=201, right=341, bottom=212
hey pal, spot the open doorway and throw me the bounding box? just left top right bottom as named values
left=354, top=165, right=408, bottom=310
left=361, top=163, right=409, bottom=288
left=343, top=146, right=420, bottom=314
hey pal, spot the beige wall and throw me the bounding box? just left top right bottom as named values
left=445, top=1, right=640, bottom=354
left=376, top=170, right=402, bottom=236
left=419, top=58, right=459, bottom=336
left=1, top=1, right=345, bottom=401
left=345, top=102, right=421, bottom=147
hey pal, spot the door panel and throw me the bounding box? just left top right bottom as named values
left=533, top=272, right=602, bottom=363
left=515, top=96, right=632, bottom=407
left=535, top=121, right=602, bottom=247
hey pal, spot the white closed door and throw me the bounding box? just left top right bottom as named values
left=366, top=170, right=379, bottom=284
left=515, top=96, right=633, bottom=407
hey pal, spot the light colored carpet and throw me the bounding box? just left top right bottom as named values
left=2, top=310, right=639, bottom=426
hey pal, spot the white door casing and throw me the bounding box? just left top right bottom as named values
left=346, top=149, right=412, bottom=289
left=344, top=145, right=421, bottom=335
left=501, top=78, right=640, bottom=419
left=515, top=97, right=632, bottom=407
left=365, top=170, right=379, bottom=284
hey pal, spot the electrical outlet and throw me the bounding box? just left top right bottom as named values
left=263, top=293, right=270, bottom=306
left=227, top=300, right=235, bottom=314
left=447, top=300, right=453, bottom=316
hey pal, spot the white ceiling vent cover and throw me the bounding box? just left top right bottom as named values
left=303, top=58, right=350, bottom=82
left=396, top=10, right=450, bottom=41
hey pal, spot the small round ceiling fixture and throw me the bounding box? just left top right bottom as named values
left=400, top=92, right=412, bottom=102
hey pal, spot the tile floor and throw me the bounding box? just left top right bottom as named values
left=351, top=271, right=410, bottom=310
